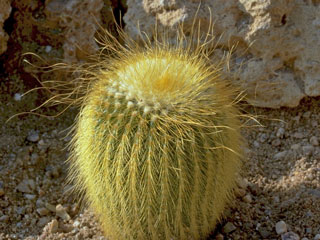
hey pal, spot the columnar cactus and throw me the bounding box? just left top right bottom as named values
left=69, top=30, right=243, bottom=239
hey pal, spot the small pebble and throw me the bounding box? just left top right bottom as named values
left=274, top=151, right=287, bottom=160
left=314, top=234, right=320, bottom=240
left=36, top=199, right=44, bottom=208
left=276, top=220, right=288, bottom=235
left=47, top=219, right=59, bottom=234
left=291, top=143, right=301, bottom=151
left=27, top=130, right=40, bottom=142
left=302, top=145, right=314, bottom=156
left=243, top=194, right=252, bottom=203
left=258, top=227, right=271, bottom=238
left=45, top=203, right=56, bottom=212
left=272, top=139, right=281, bottom=146
left=235, top=188, right=246, bottom=198
left=45, top=45, right=52, bottom=53
left=305, top=228, right=312, bottom=234
left=294, top=132, right=304, bottom=139
left=17, top=179, right=34, bottom=193
left=73, top=220, right=81, bottom=228
left=276, top=127, right=285, bottom=138
left=56, top=204, right=71, bottom=221
left=0, top=215, right=9, bottom=222
left=281, top=231, right=300, bottom=240
left=38, top=217, right=50, bottom=227
left=215, top=233, right=224, bottom=240
left=25, top=194, right=36, bottom=200
left=60, top=223, right=73, bottom=233
left=310, top=136, right=319, bottom=146
left=13, top=93, right=22, bottom=101
left=37, top=207, right=49, bottom=216
left=222, top=222, right=237, bottom=234
left=236, top=177, right=248, bottom=189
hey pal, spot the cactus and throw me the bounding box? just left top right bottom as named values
left=68, top=29, right=243, bottom=240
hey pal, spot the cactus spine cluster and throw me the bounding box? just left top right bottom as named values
left=69, top=29, right=243, bottom=239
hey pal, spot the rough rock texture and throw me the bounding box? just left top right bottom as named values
left=45, top=0, right=105, bottom=63
left=124, top=0, right=320, bottom=108
left=0, top=0, right=11, bottom=54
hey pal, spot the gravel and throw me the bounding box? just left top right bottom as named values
left=0, top=75, right=319, bottom=239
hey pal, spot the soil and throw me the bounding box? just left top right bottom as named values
left=0, top=72, right=319, bottom=240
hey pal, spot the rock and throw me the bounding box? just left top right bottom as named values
left=37, top=207, right=50, bottom=216
left=56, top=204, right=71, bottom=221
left=276, top=220, right=288, bottom=235
left=45, top=45, right=52, bottom=53
left=222, top=222, right=237, bottom=234
left=243, top=194, right=252, bottom=203
left=235, top=188, right=246, bottom=198
left=13, top=93, right=22, bottom=101
left=274, top=151, right=287, bottom=160
left=73, top=220, right=81, bottom=228
left=24, top=194, right=36, bottom=200
left=0, top=188, right=4, bottom=196
left=16, top=179, right=35, bottom=193
left=27, top=130, right=40, bottom=142
left=36, top=199, right=44, bottom=208
left=258, top=227, right=271, bottom=238
left=294, top=132, right=304, bottom=139
left=305, top=228, right=312, bottom=234
left=44, top=0, right=107, bottom=63
left=59, top=223, right=73, bottom=233
left=281, top=231, right=300, bottom=240
left=276, top=127, right=285, bottom=138
left=45, top=203, right=57, bottom=212
left=310, top=136, right=319, bottom=146
left=315, top=234, right=320, bottom=240
left=215, top=233, right=224, bottom=240
left=291, top=143, right=301, bottom=151
left=47, top=219, right=59, bottom=234
left=302, top=145, right=314, bottom=156
left=0, top=0, right=11, bottom=54
left=38, top=217, right=50, bottom=227
left=236, top=177, right=248, bottom=189
left=0, top=215, right=9, bottom=222
left=124, top=0, right=320, bottom=108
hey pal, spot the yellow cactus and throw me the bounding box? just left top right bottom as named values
left=66, top=26, right=243, bottom=240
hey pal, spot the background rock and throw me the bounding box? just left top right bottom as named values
left=124, top=0, right=320, bottom=108
left=0, top=0, right=319, bottom=108
left=45, top=0, right=105, bottom=63
left=0, top=0, right=11, bottom=54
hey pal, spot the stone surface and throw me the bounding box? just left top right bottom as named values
left=44, top=0, right=105, bottom=63
left=124, top=0, right=320, bottom=108
left=0, top=0, right=11, bottom=54
left=276, top=220, right=288, bottom=235
left=222, top=222, right=237, bottom=234
left=281, top=231, right=300, bottom=240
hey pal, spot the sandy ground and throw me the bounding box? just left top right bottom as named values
left=0, top=74, right=319, bottom=240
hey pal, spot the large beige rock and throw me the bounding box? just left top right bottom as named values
left=0, top=0, right=11, bottom=54
left=45, top=0, right=105, bottom=63
left=123, top=0, right=320, bottom=108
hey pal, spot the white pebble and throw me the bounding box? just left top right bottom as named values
left=45, top=45, right=52, bottom=53
left=314, top=234, right=320, bottom=240
left=14, top=93, right=22, bottom=101
left=73, top=220, right=80, bottom=228
left=275, top=220, right=287, bottom=235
